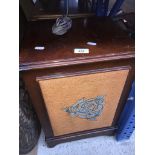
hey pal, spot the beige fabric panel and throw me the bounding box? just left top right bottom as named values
left=39, top=69, right=129, bottom=136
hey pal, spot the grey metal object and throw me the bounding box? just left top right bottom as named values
left=64, top=96, right=104, bottom=120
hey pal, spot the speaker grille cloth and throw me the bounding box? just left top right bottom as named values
left=39, top=69, right=129, bottom=136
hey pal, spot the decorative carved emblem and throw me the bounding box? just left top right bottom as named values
left=64, top=96, right=104, bottom=120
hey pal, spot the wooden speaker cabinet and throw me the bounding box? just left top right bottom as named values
left=19, top=17, right=135, bottom=147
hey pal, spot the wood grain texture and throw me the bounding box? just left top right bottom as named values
left=46, top=126, right=117, bottom=147
left=39, top=69, right=129, bottom=136
left=21, top=59, right=134, bottom=139
left=20, top=16, right=135, bottom=147
left=19, top=17, right=134, bottom=71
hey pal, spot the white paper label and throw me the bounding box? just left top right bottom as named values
left=74, top=48, right=89, bottom=53
left=87, top=42, right=97, bottom=46
left=34, top=46, right=45, bottom=50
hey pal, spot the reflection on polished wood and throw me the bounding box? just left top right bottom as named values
left=20, top=17, right=134, bottom=71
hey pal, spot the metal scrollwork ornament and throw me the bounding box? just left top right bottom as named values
left=64, top=96, right=105, bottom=120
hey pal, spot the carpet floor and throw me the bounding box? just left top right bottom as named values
left=26, top=130, right=134, bottom=155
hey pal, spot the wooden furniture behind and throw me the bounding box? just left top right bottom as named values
left=20, top=17, right=135, bottom=147
left=20, top=0, right=95, bottom=21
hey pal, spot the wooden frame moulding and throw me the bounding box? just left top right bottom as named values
left=21, top=58, right=134, bottom=147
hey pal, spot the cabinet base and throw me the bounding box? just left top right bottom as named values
left=46, top=126, right=117, bottom=147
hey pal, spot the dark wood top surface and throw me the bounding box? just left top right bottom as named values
left=20, top=17, right=135, bottom=71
